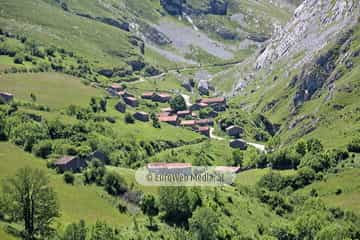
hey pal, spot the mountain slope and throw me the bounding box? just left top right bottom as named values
left=216, top=0, right=360, bottom=147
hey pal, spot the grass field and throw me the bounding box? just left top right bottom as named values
left=298, top=168, right=360, bottom=214
left=0, top=142, right=133, bottom=226
left=0, top=73, right=104, bottom=109
left=0, top=0, right=138, bottom=69
left=103, top=98, right=204, bottom=143
left=235, top=168, right=296, bottom=186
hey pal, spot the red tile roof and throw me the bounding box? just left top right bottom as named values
left=0, top=92, right=13, bottom=96
left=156, top=93, right=171, bottom=98
left=158, top=112, right=171, bottom=117
left=147, top=162, right=192, bottom=169
left=158, top=115, right=178, bottom=122
left=177, top=110, right=191, bottom=115
left=110, top=84, right=123, bottom=90
left=125, top=96, right=137, bottom=101
left=197, top=126, right=210, bottom=132
left=136, top=111, right=148, bottom=115
left=116, top=91, right=126, bottom=96
left=214, top=166, right=240, bottom=173
left=55, top=156, right=77, bottom=165
left=142, top=92, right=154, bottom=97
left=200, top=97, right=225, bottom=104
left=161, top=107, right=173, bottom=112
left=180, top=120, right=196, bottom=126
left=195, top=119, right=213, bottom=124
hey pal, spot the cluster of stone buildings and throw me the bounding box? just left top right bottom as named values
left=108, top=83, right=227, bottom=138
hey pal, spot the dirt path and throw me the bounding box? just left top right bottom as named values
left=181, top=93, right=192, bottom=108
left=209, top=127, right=225, bottom=141
left=209, top=127, right=266, bottom=152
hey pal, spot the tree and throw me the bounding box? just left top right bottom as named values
left=125, top=113, right=135, bottom=124
left=99, top=98, right=107, bottom=112
left=158, top=186, right=198, bottom=226
left=299, top=152, right=330, bottom=172
left=199, top=107, right=212, bottom=119
left=0, top=167, right=59, bottom=239
left=316, top=223, right=353, bottom=240
left=64, top=172, right=75, bottom=185
left=140, top=194, right=159, bottom=228
left=170, top=95, right=186, bottom=111
left=30, top=93, right=37, bottom=102
left=103, top=171, right=127, bottom=195
left=89, top=221, right=117, bottom=240
left=306, top=138, right=324, bottom=153
left=347, top=137, right=360, bottom=153
left=189, top=207, right=219, bottom=240
left=62, top=220, right=87, bottom=240
left=83, top=159, right=106, bottom=185
left=294, top=139, right=307, bottom=156
left=89, top=97, right=99, bottom=113
left=32, top=140, right=52, bottom=158
left=232, top=149, right=243, bottom=167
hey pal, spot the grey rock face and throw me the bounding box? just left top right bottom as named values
left=255, top=0, right=359, bottom=70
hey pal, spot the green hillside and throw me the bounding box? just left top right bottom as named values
left=0, top=1, right=360, bottom=239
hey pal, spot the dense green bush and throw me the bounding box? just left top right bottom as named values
left=158, top=187, right=200, bottom=226
left=83, top=160, right=106, bottom=185
left=347, top=137, right=360, bottom=153
left=64, top=171, right=75, bottom=185
left=32, top=140, right=53, bottom=158
left=170, top=95, right=186, bottom=111
left=103, top=171, right=127, bottom=195
left=125, top=113, right=135, bottom=124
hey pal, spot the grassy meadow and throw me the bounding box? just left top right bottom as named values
left=0, top=73, right=104, bottom=109
left=0, top=142, right=134, bottom=226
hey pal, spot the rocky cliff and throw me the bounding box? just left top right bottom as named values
left=255, top=0, right=359, bottom=70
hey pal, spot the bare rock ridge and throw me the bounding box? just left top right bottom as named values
left=255, top=0, right=359, bottom=70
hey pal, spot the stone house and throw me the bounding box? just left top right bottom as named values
left=158, top=115, right=178, bottom=125
left=198, top=80, right=210, bottom=95
left=90, top=150, right=109, bottom=163
left=199, top=97, right=226, bottom=112
left=229, top=139, right=248, bottom=150
left=54, top=156, right=86, bottom=172
left=152, top=93, right=171, bottom=103
left=141, top=92, right=154, bottom=99
left=195, top=119, right=214, bottom=126
left=180, top=120, right=196, bottom=128
left=134, top=111, right=149, bottom=122
left=197, top=126, right=210, bottom=137
left=115, top=101, right=126, bottom=113
left=177, top=110, right=191, bottom=118
left=190, top=102, right=208, bottom=111
left=0, top=92, right=14, bottom=103
left=124, top=96, right=138, bottom=107
left=226, top=125, right=244, bottom=138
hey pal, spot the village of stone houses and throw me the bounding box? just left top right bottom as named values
left=1, top=1, right=360, bottom=239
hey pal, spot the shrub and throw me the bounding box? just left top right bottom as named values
left=299, top=152, right=330, bottom=172
left=14, top=54, right=24, bottom=64
left=117, top=202, right=127, bottom=213
left=103, top=171, right=127, bottom=195
left=347, top=137, right=360, bottom=153
left=32, top=140, right=53, bottom=158
left=169, top=95, right=186, bottom=111
left=64, top=171, right=75, bottom=185
left=125, top=113, right=135, bottom=124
